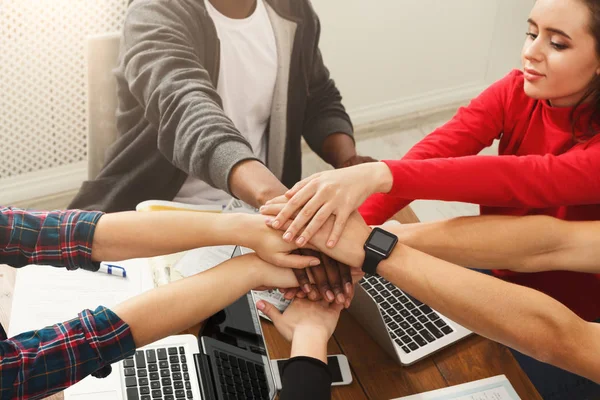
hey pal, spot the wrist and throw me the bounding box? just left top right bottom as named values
left=291, top=325, right=329, bottom=363
left=244, top=254, right=270, bottom=288
left=373, top=162, right=394, bottom=194
left=256, top=185, right=287, bottom=207
left=377, top=242, right=410, bottom=280
left=232, top=214, right=261, bottom=249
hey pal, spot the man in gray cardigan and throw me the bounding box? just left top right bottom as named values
left=70, top=0, right=375, bottom=213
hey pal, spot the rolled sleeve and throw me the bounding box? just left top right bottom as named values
left=0, top=207, right=104, bottom=270
left=208, top=141, right=262, bottom=195
left=0, top=306, right=135, bottom=400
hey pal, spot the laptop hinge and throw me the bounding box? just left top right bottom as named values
left=195, top=352, right=217, bottom=400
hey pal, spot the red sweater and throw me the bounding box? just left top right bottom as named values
left=359, top=70, right=600, bottom=321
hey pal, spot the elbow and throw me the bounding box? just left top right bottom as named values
left=519, top=314, right=582, bottom=369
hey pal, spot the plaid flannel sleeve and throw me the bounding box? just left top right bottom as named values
left=0, top=207, right=104, bottom=270
left=0, top=306, right=136, bottom=400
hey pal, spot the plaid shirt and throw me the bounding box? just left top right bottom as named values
left=0, top=207, right=136, bottom=399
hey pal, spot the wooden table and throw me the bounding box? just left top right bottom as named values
left=0, top=207, right=541, bottom=400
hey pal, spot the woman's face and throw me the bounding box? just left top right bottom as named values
left=522, top=0, right=600, bottom=107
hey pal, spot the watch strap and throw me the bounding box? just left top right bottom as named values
left=362, top=248, right=385, bottom=275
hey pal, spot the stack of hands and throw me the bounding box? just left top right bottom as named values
left=244, top=162, right=393, bottom=351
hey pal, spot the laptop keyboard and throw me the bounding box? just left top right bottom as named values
left=123, top=346, right=194, bottom=400
left=360, top=275, right=454, bottom=354
left=214, top=349, right=270, bottom=400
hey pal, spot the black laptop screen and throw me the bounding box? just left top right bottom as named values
left=202, top=247, right=268, bottom=357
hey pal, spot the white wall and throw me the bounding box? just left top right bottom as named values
left=311, top=0, right=532, bottom=125
left=1, top=0, right=533, bottom=204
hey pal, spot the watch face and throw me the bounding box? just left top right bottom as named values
left=369, top=229, right=397, bottom=254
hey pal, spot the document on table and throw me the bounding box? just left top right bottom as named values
left=393, top=375, right=520, bottom=400
left=8, top=259, right=153, bottom=337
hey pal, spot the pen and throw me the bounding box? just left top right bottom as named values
left=98, top=263, right=127, bottom=278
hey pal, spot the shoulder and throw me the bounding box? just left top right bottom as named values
left=125, top=0, right=208, bottom=28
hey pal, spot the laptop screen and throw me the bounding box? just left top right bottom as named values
left=202, top=246, right=276, bottom=396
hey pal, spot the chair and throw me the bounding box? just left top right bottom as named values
left=85, top=32, right=121, bottom=180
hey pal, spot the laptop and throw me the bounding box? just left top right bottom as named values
left=350, top=273, right=472, bottom=366
left=65, top=246, right=277, bottom=400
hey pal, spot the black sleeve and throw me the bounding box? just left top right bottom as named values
left=279, top=356, right=332, bottom=400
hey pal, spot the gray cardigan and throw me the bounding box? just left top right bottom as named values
left=70, top=0, right=353, bottom=212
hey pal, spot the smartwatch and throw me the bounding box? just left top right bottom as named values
left=362, top=227, right=398, bottom=275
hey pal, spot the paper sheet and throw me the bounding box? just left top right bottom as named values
left=8, top=259, right=153, bottom=337
left=393, top=375, right=520, bottom=400
left=173, top=245, right=237, bottom=278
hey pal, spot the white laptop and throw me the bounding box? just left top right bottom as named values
left=349, top=273, right=472, bottom=365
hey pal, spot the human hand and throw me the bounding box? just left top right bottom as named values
left=279, top=250, right=353, bottom=305
left=339, top=154, right=378, bottom=168
left=256, top=298, right=343, bottom=343
left=307, top=212, right=371, bottom=269
left=260, top=162, right=392, bottom=249
left=262, top=204, right=371, bottom=269
left=242, top=215, right=321, bottom=269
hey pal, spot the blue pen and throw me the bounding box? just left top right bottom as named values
left=98, top=263, right=127, bottom=278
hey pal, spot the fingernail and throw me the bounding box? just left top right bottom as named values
left=256, top=301, right=265, bottom=310
left=272, top=221, right=280, bottom=229
left=345, top=299, right=351, bottom=309
left=326, top=290, right=335, bottom=302
left=309, top=259, right=320, bottom=267
left=309, top=291, right=318, bottom=300
left=327, top=240, right=335, bottom=248
left=283, top=232, right=292, bottom=241
left=285, top=292, right=294, bottom=300
left=303, top=284, right=311, bottom=293
left=336, top=293, right=345, bottom=304
left=259, top=206, right=265, bottom=212
left=345, top=283, right=352, bottom=294
left=265, top=217, right=273, bottom=225
left=296, top=237, right=305, bottom=246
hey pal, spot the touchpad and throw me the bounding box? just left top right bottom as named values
left=68, top=391, right=119, bottom=400
left=64, top=371, right=122, bottom=400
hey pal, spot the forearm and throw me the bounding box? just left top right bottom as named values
left=321, top=133, right=356, bottom=168
left=386, top=215, right=582, bottom=272
left=378, top=246, right=600, bottom=382
left=91, top=212, right=259, bottom=262
left=113, top=255, right=266, bottom=347
left=229, top=160, right=288, bottom=207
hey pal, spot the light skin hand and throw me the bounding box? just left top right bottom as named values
left=262, top=205, right=371, bottom=269
left=240, top=214, right=321, bottom=269
left=261, top=162, right=393, bottom=249
left=259, top=213, right=355, bottom=305
left=257, top=199, right=353, bottom=303
left=256, top=298, right=344, bottom=363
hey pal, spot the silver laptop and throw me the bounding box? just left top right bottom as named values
left=65, top=246, right=277, bottom=400
left=350, top=274, right=472, bottom=365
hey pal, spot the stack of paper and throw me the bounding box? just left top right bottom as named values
left=393, top=375, right=520, bottom=400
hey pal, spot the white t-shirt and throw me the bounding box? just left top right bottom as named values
left=174, top=0, right=277, bottom=205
